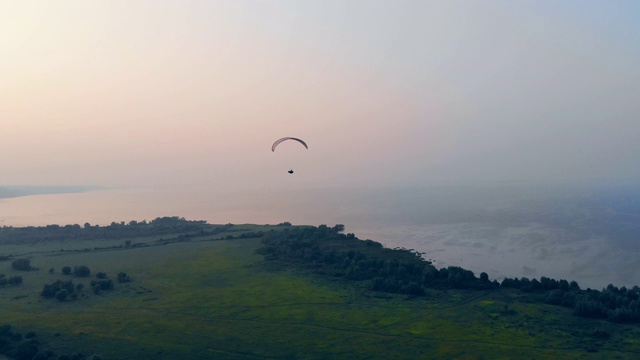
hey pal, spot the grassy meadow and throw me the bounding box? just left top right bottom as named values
left=1, top=223, right=640, bottom=359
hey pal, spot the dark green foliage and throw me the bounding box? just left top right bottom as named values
left=116, top=272, right=131, bottom=283
left=42, top=280, right=75, bottom=298
left=0, top=216, right=209, bottom=245
left=90, top=279, right=114, bottom=294
left=73, top=265, right=90, bottom=277
left=0, top=323, right=90, bottom=360
left=480, top=272, right=489, bottom=282
left=32, top=352, right=49, bottom=360
left=61, top=266, right=71, bottom=275
left=10, top=259, right=33, bottom=271
left=95, top=272, right=107, bottom=279
left=574, top=298, right=608, bottom=318
left=0, top=274, right=22, bottom=287
left=0, top=324, right=11, bottom=336
left=499, top=275, right=640, bottom=322
left=55, top=289, right=69, bottom=301
left=258, top=225, right=496, bottom=296
left=258, top=224, right=640, bottom=324
left=590, top=330, right=611, bottom=339
left=11, top=341, right=38, bottom=360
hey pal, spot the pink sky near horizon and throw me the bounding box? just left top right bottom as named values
left=1, top=1, right=639, bottom=191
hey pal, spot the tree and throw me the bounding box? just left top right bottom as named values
left=42, top=280, right=75, bottom=298
left=570, top=280, right=581, bottom=291
left=74, top=265, right=91, bottom=277
left=480, top=272, right=489, bottom=282
left=90, top=279, right=114, bottom=294
left=117, top=272, right=131, bottom=283
left=11, top=259, right=32, bottom=271
left=62, top=266, right=72, bottom=275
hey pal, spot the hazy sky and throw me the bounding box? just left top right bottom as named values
left=2, top=1, right=639, bottom=191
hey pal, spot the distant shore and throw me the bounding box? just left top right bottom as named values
left=0, top=185, right=106, bottom=199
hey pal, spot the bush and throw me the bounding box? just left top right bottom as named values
left=74, top=265, right=91, bottom=277
left=42, top=280, right=75, bottom=298
left=90, top=279, right=114, bottom=292
left=117, top=272, right=131, bottom=283
left=62, top=266, right=71, bottom=275
left=55, top=289, right=69, bottom=302
left=11, top=259, right=32, bottom=271
left=0, top=275, right=22, bottom=287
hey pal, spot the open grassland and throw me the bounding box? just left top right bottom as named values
left=2, top=225, right=640, bottom=359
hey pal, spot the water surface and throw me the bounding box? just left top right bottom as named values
left=1, top=185, right=638, bottom=289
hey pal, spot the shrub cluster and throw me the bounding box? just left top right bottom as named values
left=0, top=274, right=22, bottom=287
left=59, top=265, right=91, bottom=277
left=41, top=280, right=82, bottom=301
left=10, top=259, right=34, bottom=271
left=45, top=268, right=129, bottom=298
left=89, top=279, right=113, bottom=294
left=1, top=323, right=103, bottom=360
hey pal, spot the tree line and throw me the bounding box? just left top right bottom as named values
left=0, top=216, right=213, bottom=245
left=257, top=225, right=496, bottom=296
left=257, top=225, right=640, bottom=323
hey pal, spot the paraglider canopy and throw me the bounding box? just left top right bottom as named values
left=271, top=137, right=308, bottom=152
left=272, top=137, right=307, bottom=175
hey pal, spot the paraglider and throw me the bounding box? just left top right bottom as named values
left=271, top=137, right=308, bottom=152
left=272, top=137, right=307, bottom=174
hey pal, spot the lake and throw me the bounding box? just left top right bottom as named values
left=1, top=184, right=639, bottom=290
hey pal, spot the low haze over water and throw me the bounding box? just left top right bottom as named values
left=1, top=184, right=639, bottom=290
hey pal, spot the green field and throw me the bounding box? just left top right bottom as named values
left=2, top=224, right=640, bottom=359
